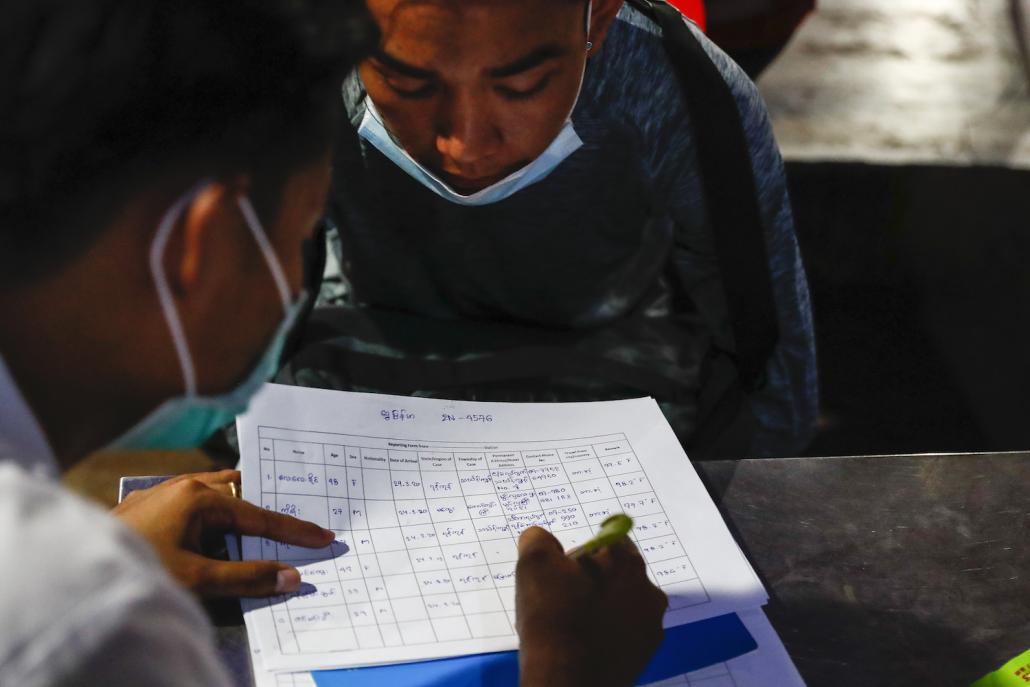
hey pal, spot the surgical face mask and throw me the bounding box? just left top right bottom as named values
left=111, top=186, right=308, bottom=449
left=357, top=3, right=595, bottom=207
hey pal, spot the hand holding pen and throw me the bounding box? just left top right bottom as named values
left=514, top=515, right=668, bottom=687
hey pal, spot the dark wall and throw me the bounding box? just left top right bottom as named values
left=788, top=162, right=1030, bottom=456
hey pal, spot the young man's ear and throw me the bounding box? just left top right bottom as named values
left=587, top=0, right=625, bottom=55
left=169, top=179, right=250, bottom=297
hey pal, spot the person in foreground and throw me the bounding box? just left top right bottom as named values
left=0, top=1, right=665, bottom=685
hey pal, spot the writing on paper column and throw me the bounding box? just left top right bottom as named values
left=326, top=444, right=386, bottom=652
left=267, top=438, right=359, bottom=655
left=594, top=438, right=709, bottom=610
left=459, top=451, right=519, bottom=629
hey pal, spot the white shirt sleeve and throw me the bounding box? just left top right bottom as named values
left=59, top=583, right=235, bottom=687
left=0, top=463, right=234, bottom=687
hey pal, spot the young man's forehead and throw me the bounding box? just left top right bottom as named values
left=368, top=0, right=586, bottom=70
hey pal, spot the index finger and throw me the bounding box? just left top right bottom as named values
left=211, top=495, right=335, bottom=548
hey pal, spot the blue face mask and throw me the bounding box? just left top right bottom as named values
left=357, top=4, right=594, bottom=207
left=111, top=187, right=308, bottom=449
left=358, top=101, right=584, bottom=207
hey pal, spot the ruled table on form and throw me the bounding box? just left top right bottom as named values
left=255, top=429, right=708, bottom=657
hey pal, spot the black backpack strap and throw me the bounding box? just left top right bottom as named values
left=279, top=218, right=328, bottom=365
left=627, top=0, right=779, bottom=391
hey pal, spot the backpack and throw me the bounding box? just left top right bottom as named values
left=627, top=0, right=778, bottom=393
left=280, top=0, right=779, bottom=458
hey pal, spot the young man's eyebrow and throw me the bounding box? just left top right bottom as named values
left=372, top=49, right=435, bottom=79
left=487, top=44, right=570, bottom=78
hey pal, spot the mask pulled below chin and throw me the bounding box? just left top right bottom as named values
left=357, top=96, right=585, bottom=207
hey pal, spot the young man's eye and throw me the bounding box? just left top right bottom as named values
left=495, top=74, right=555, bottom=101
left=388, top=80, right=437, bottom=99
left=370, top=59, right=438, bottom=99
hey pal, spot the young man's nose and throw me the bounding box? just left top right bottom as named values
left=434, top=93, right=502, bottom=168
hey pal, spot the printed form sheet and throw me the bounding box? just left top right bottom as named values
left=239, top=385, right=766, bottom=673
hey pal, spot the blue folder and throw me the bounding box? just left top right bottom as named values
left=313, top=612, right=756, bottom=687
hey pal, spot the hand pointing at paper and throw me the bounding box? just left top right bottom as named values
left=112, top=470, right=335, bottom=598
left=515, top=526, right=668, bottom=687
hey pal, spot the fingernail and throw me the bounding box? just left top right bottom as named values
left=276, top=569, right=301, bottom=594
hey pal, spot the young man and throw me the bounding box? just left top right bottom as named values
left=300, top=0, right=819, bottom=459
left=0, top=1, right=665, bottom=684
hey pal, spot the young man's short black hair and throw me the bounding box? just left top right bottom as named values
left=0, top=0, right=377, bottom=285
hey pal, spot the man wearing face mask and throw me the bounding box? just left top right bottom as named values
left=0, top=0, right=665, bottom=684
left=298, top=0, right=818, bottom=459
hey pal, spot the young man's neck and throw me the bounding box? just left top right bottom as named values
left=0, top=323, right=146, bottom=471
left=0, top=261, right=170, bottom=471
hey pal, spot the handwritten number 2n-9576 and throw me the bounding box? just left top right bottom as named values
left=442, top=413, right=494, bottom=423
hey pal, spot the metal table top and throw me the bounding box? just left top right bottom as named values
left=215, top=451, right=1030, bottom=686
left=696, top=451, right=1030, bottom=685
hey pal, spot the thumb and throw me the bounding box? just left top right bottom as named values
left=188, top=554, right=304, bottom=598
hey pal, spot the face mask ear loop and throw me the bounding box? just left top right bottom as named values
left=567, top=1, right=593, bottom=118
left=585, top=1, right=594, bottom=51
left=237, top=196, right=293, bottom=314
left=149, top=184, right=210, bottom=397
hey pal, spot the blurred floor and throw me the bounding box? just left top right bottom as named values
left=760, top=0, right=1030, bottom=168
left=750, top=0, right=1030, bottom=457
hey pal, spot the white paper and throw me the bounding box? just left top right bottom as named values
left=238, top=385, right=766, bottom=673
left=247, top=618, right=316, bottom=687
left=252, top=663, right=315, bottom=687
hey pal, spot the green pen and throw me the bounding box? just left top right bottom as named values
left=568, top=513, right=634, bottom=560
left=971, top=647, right=1030, bottom=686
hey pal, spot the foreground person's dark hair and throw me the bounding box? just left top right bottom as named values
left=0, top=0, right=377, bottom=284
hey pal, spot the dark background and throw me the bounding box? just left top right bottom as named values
left=790, top=162, right=1030, bottom=457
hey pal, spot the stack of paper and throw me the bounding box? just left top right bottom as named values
left=236, top=385, right=805, bottom=686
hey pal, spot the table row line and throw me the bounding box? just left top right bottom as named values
left=271, top=612, right=517, bottom=655
left=259, top=459, right=648, bottom=498
left=260, top=515, right=675, bottom=559
left=270, top=543, right=697, bottom=586
left=258, top=439, right=637, bottom=471
left=268, top=492, right=667, bottom=531
left=268, top=575, right=709, bottom=651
